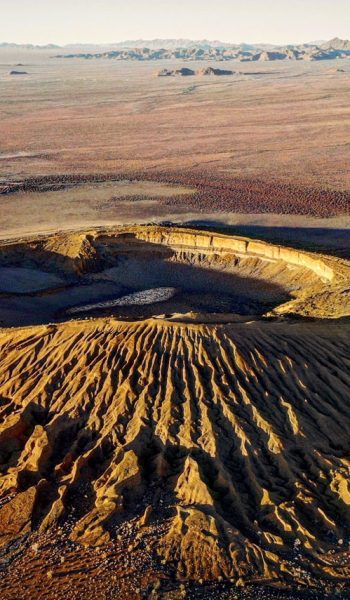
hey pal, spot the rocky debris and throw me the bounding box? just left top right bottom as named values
left=159, top=171, right=350, bottom=218
left=3, top=171, right=350, bottom=218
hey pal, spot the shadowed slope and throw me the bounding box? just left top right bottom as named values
left=1, top=318, right=350, bottom=590
left=1, top=226, right=350, bottom=328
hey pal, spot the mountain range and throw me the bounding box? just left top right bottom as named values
left=53, top=38, right=350, bottom=62
left=0, top=37, right=349, bottom=51
left=1, top=38, right=350, bottom=62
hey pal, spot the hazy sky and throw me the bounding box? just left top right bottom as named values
left=1, top=0, right=349, bottom=45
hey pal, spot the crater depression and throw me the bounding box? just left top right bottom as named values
left=0, top=226, right=348, bottom=328
left=1, top=226, right=350, bottom=596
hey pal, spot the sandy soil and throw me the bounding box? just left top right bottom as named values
left=0, top=50, right=350, bottom=190
left=1, top=49, right=349, bottom=254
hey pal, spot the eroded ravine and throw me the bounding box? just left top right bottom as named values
left=0, top=227, right=350, bottom=597
left=1, top=318, right=350, bottom=590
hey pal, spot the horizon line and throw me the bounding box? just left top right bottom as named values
left=0, top=36, right=339, bottom=48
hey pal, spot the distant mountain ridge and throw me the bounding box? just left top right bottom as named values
left=110, top=39, right=235, bottom=49
left=2, top=38, right=350, bottom=62
left=53, top=37, right=350, bottom=62
left=0, top=39, right=235, bottom=51
left=0, top=42, right=61, bottom=49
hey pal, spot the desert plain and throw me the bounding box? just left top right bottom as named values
left=0, top=49, right=350, bottom=599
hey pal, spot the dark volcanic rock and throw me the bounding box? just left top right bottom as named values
left=174, top=67, right=195, bottom=76
left=197, top=67, right=234, bottom=76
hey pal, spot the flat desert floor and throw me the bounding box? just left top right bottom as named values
left=0, top=49, right=350, bottom=186
left=1, top=50, right=350, bottom=243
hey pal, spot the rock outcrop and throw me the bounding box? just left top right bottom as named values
left=321, top=37, right=350, bottom=50
left=196, top=67, right=234, bottom=76
left=157, top=67, right=195, bottom=77
left=158, top=67, right=234, bottom=77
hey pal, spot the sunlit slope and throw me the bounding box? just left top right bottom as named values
left=1, top=318, right=350, bottom=586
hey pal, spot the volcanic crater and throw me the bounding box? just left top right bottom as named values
left=0, top=226, right=347, bottom=328
left=1, top=226, right=350, bottom=597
